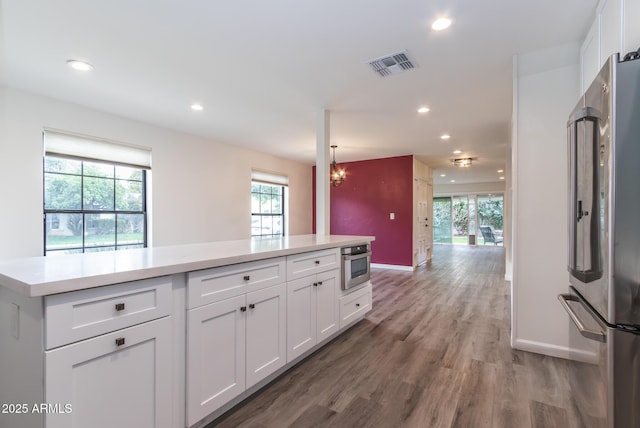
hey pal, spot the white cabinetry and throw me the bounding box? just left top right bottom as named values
left=581, top=0, right=640, bottom=93
left=600, top=0, right=623, bottom=66
left=339, top=284, right=372, bottom=329
left=45, top=317, right=172, bottom=428
left=286, top=248, right=340, bottom=281
left=187, top=295, right=245, bottom=421
left=44, top=276, right=174, bottom=428
left=286, top=268, right=339, bottom=362
left=624, top=1, right=640, bottom=54
left=186, top=258, right=287, bottom=426
left=245, top=284, right=287, bottom=386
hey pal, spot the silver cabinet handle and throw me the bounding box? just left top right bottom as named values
left=558, top=294, right=606, bottom=342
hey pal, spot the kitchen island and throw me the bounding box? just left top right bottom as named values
left=0, top=234, right=374, bottom=428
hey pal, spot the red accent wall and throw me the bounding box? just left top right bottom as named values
left=313, top=155, right=414, bottom=267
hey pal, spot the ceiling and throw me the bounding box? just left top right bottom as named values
left=0, top=0, right=597, bottom=185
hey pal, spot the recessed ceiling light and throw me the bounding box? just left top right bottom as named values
left=450, top=179, right=456, bottom=183
left=432, top=17, right=452, bottom=31
left=440, top=174, right=446, bottom=177
left=417, top=106, right=430, bottom=114
left=440, top=134, right=451, bottom=140
left=499, top=176, right=505, bottom=180
left=191, top=104, right=204, bottom=111
left=453, top=150, right=462, bottom=154
left=497, top=169, right=504, bottom=173
left=67, top=59, right=93, bottom=72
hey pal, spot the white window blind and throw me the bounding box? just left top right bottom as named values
left=44, top=130, right=152, bottom=169
left=251, top=170, right=288, bottom=186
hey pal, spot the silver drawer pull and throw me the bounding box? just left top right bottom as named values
left=115, top=303, right=125, bottom=312
left=115, top=337, right=126, bottom=347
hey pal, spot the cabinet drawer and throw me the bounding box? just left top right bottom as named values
left=286, top=248, right=340, bottom=281
left=188, top=257, right=286, bottom=309
left=45, top=276, right=172, bottom=350
left=339, top=283, right=372, bottom=329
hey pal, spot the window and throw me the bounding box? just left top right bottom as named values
left=250, top=171, right=288, bottom=238
left=43, top=131, right=150, bottom=255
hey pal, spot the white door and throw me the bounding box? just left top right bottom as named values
left=245, top=283, right=286, bottom=388
left=414, top=178, right=431, bottom=266
left=286, top=276, right=316, bottom=362
left=186, top=295, right=246, bottom=426
left=315, top=269, right=339, bottom=343
left=45, top=317, right=172, bottom=428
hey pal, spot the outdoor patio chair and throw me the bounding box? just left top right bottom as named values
left=479, top=226, right=503, bottom=245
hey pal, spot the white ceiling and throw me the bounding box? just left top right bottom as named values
left=0, top=0, right=597, bottom=185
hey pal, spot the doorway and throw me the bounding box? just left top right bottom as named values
left=433, top=193, right=504, bottom=246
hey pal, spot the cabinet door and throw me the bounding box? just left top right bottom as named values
left=624, top=0, right=640, bottom=54
left=315, top=269, right=340, bottom=343
left=45, top=317, right=172, bottom=428
left=245, top=283, right=286, bottom=388
left=187, top=295, right=246, bottom=426
left=599, top=0, right=622, bottom=66
left=286, top=277, right=316, bottom=362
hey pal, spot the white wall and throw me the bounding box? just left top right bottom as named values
left=433, top=181, right=505, bottom=196
left=512, top=43, right=588, bottom=360
left=0, top=87, right=312, bottom=259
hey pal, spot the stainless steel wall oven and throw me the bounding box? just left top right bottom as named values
left=341, top=244, right=371, bottom=291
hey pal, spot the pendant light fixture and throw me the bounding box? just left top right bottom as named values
left=330, top=145, right=345, bottom=187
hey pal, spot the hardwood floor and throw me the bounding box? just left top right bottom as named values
left=209, top=244, right=581, bottom=428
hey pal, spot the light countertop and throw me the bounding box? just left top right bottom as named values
left=0, top=234, right=374, bottom=297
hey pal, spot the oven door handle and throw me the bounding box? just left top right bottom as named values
left=342, top=251, right=372, bottom=261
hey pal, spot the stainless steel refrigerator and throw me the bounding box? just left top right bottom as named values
left=559, top=52, right=640, bottom=428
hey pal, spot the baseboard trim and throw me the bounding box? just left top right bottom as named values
left=514, top=338, right=598, bottom=364
left=370, top=263, right=414, bottom=272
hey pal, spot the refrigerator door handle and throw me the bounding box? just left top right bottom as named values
left=558, top=293, right=606, bottom=342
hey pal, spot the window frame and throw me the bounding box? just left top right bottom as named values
left=43, top=155, right=148, bottom=255
left=251, top=181, right=286, bottom=238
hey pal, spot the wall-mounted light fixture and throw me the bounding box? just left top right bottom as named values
left=330, top=145, right=345, bottom=187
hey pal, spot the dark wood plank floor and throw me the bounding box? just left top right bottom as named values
left=209, top=244, right=581, bottom=428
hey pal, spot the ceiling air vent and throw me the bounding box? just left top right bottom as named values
left=367, top=51, right=416, bottom=77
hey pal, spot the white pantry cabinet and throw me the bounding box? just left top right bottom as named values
left=286, top=268, right=339, bottom=362
left=45, top=316, right=173, bottom=428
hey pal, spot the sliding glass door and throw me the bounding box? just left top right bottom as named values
left=433, top=193, right=504, bottom=246
left=433, top=197, right=452, bottom=243
left=477, top=194, right=504, bottom=245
